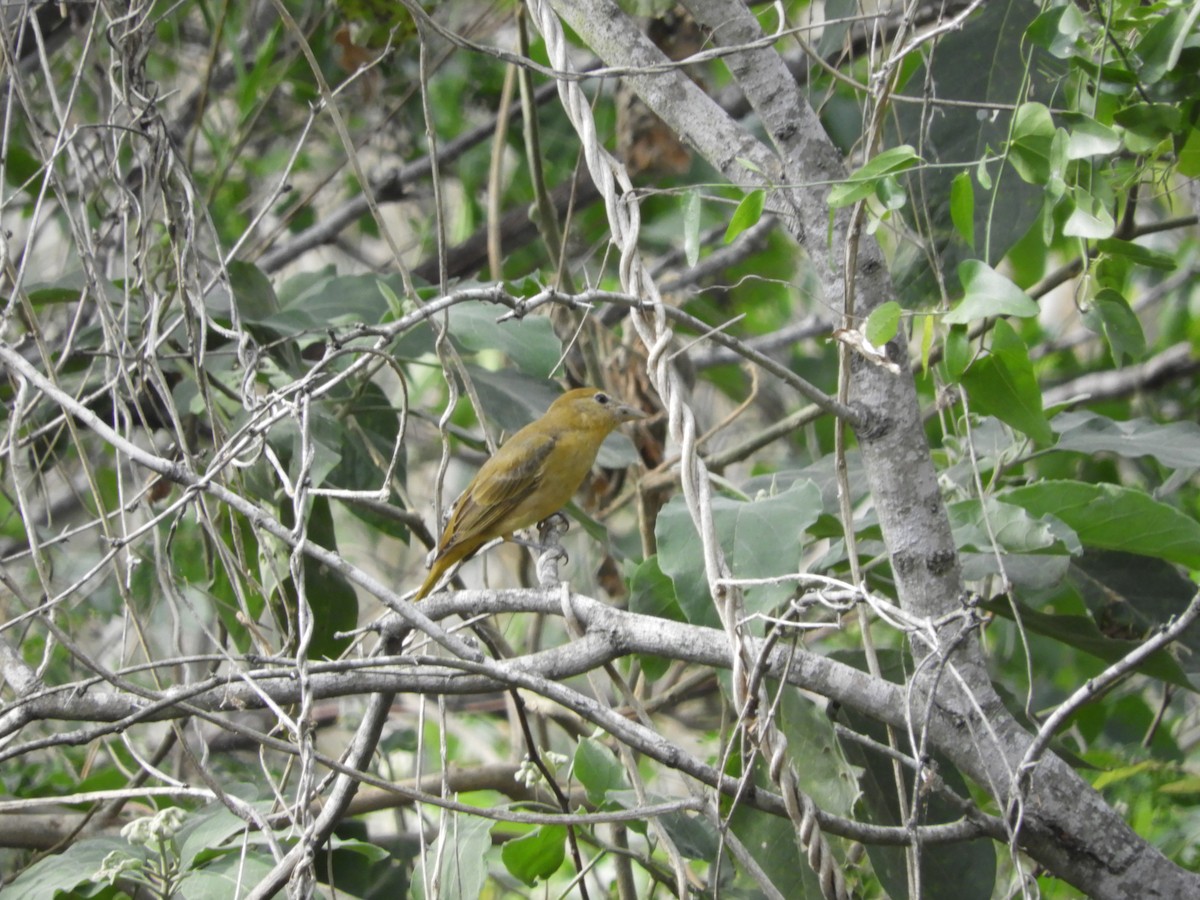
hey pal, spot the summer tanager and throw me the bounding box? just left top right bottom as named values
left=412, top=387, right=646, bottom=600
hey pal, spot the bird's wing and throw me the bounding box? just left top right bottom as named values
left=436, top=430, right=557, bottom=557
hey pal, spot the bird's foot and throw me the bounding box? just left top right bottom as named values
left=538, top=512, right=570, bottom=540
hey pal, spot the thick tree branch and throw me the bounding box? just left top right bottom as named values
left=1, top=589, right=1004, bottom=851
left=1044, top=342, right=1200, bottom=408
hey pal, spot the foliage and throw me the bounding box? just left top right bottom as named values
left=1, top=1, right=1199, bottom=898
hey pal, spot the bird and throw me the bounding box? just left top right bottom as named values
left=412, top=387, right=646, bottom=601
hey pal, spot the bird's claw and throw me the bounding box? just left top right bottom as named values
left=538, top=512, right=570, bottom=539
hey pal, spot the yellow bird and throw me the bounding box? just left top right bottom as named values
left=413, top=387, right=646, bottom=600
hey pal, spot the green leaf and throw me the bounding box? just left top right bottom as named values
left=226, top=259, right=280, bottom=322
left=329, top=381, right=410, bottom=541
left=1092, top=761, right=1158, bottom=791
left=724, top=189, right=764, bottom=243
left=1004, top=207, right=1049, bottom=287
left=779, top=688, right=858, bottom=814
left=417, top=813, right=490, bottom=900
left=1161, top=776, right=1200, bottom=795
left=1178, top=128, right=1200, bottom=178
left=1083, top=289, right=1146, bottom=365
left=1046, top=128, right=1069, bottom=200
left=865, top=301, right=902, bottom=347
left=827, top=145, right=921, bottom=208
left=329, top=835, right=391, bottom=864
left=628, top=555, right=683, bottom=622
left=0, top=488, right=24, bottom=543
left=1002, top=481, right=1200, bottom=568
left=281, top=497, right=357, bottom=660
left=656, top=481, right=823, bottom=628
left=3, top=837, right=146, bottom=899
left=608, top=790, right=722, bottom=858
left=376, top=273, right=408, bottom=317
left=276, top=272, right=405, bottom=328
left=1007, top=102, right=1056, bottom=184
left=1095, top=238, right=1177, bottom=271
left=947, top=497, right=1069, bottom=555
left=960, top=320, right=1053, bottom=444
left=500, top=825, right=566, bottom=886
left=1062, top=113, right=1121, bottom=159
left=27, top=286, right=84, bottom=307
left=881, top=0, right=1050, bottom=310
left=1134, top=7, right=1196, bottom=84
left=975, top=154, right=992, bottom=190
left=573, top=738, right=628, bottom=806
left=960, top=550, right=1071, bottom=591
left=2, top=144, right=43, bottom=189
left=197, top=517, right=263, bottom=654
left=1063, top=185, right=1116, bottom=239
left=221, top=263, right=305, bottom=374
left=984, top=594, right=1194, bottom=690
left=728, top=779, right=825, bottom=898
left=469, top=370, right=560, bottom=437
left=950, top=171, right=975, bottom=248
left=1115, top=102, right=1185, bottom=148
left=181, top=852, right=277, bottom=898
left=657, top=811, right=721, bottom=860
left=627, top=555, right=682, bottom=680
left=874, top=174, right=908, bottom=211
left=683, top=189, right=701, bottom=267
left=447, top=301, right=562, bottom=377
left=1070, top=550, right=1200, bottom=670
left=177, top=801, right=257, bottom=871
left=1025, top=4, right=1085, bottom=58
left=920, top=313, right=935, bottom=374
left=275, top=410, right=342, bottom=491
left=1053, top=410, right=1200, bottom=470
left=817, top=0, right=858, bottom=56
left=833, top=650, right=997, bottom=900
left=945, top=260, right=1039, bottom=323
left=943, top=325, right=971, bottom=381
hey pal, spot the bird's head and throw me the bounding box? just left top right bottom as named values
left=550, top=387, right=647, bottom=434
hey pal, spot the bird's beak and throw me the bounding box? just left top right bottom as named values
left=615, top=401, right=647, bottom=423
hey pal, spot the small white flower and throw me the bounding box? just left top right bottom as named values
left=515, top=758, right=541, bottom=788
left=95, top=850, right=142, bottom=882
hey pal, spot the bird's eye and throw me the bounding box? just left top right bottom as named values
left=595, top=392, right=610, bottom=405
